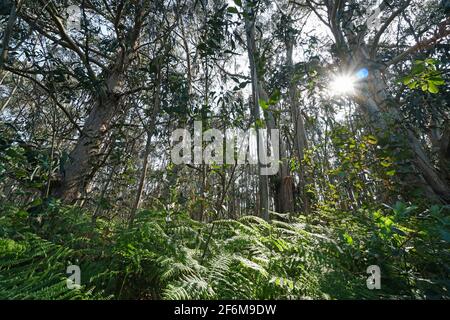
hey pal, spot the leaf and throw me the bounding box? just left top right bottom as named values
left=401, top=76, right=413, bottom=85
left=259, top=99, right=269, bottom=110
left=391, top=226, right=406, bottom=236
left=421, top=83, right=428, bottom=92
left=411, top=63, right=425, bottom=75
left=386, top=169, right=396, bottom=176
left=233, top=0, right=242, bottom=7
left=236, top=256, right=268, bottom=278
left=366, top=135, right=378, bottom=145
left=29, top=198, right=43, bottom=207
left=255, top=119, right=265, bottom=128
left=268, top=89, right=281, bottom=105
left=227, top=7, right=239, bottom=14
left=380, top=159, right=392, bottom=167
left=428, top=76, right=445, bottom=85
left=343, top=233, right=353, bottom=245
left=407, top=81, right=418, bottom=89
left=427, top=82, right=439, bottom=94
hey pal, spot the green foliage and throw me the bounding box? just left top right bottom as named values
left=0, top=233, right=101, bottom=299
left=163, top=215, right=373, bottom=299
left=400, top=59, right=445, bottom=94
left=1, top=200, right=447, bottom=300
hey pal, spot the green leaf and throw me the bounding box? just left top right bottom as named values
left=255, top=118, right=265, bottom=128
left=407, top=81, right=418, bottom=89
left=427, top=82, right=439, bottom=94
left=401, top=76, right=413, bottom=85
left=343, top=233, right=353, bottom=245
left=366, top=135, right=378, bottom=145
left=411, top=63, right=425, bottom=75
left=227, top=7, right=239, bottom=14
left=429, top=77, right=445, bottom=85
left=421, top=83, right=428, bottom=92
left=233, top=0, right=242, bottom=7
left=268, top=89, right=281, bottom=105
left=259, top=99, right=269, bottom=110
left=29, top=198, right=43, bottom=207
left=386, top=169, right=396, bottom=176
left=380, top=159, right=392, bottom=167
left=237, top=257, right=268, bottom=278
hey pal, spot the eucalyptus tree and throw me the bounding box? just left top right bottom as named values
left=1, top=0, right=177, bottom=203
left=294, top=0, right=450, bottom=203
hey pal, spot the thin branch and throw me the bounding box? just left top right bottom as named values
left=0, top=0, right=23, bottom=68
left=370, top=0, right=412, bottom=58
left=38, top=0, right=98, bottom=80
left=386, top=18, right=450, bottom=67
left=3, top=65, right=83, bottom=134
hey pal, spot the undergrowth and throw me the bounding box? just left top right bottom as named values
left=0, top=200, right=448, bottom=299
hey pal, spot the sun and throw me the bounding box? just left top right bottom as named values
left=329, top=74, right=356, bottom=96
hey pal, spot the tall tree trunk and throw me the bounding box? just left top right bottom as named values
left=258, top=82, right=294, bottom=213
left=244, top=7, right=269, bottom=220
left=53, top=1, right=146, bottom=202
left=276, top=137, right=294, bottom=213
left=285, top=35, right=309, bottom=213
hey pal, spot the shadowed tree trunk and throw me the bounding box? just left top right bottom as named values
left=54, top=90, right=120, bottom=202
left=51, top=2, right=147, bottom=203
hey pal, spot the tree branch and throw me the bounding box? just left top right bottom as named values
left=386, top=18, right=450, bottom=67
left=370, top=0, right=412, bottom=58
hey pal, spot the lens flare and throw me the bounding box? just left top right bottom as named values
left=329, top=75, right=356, bottom=95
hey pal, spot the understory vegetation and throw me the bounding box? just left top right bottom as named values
left=1, top=200, right=449, bottom=299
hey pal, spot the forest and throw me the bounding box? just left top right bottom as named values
left=0, top=0, right=449, bottom=300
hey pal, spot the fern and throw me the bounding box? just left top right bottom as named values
left=0, top=234, right=103, bottom=299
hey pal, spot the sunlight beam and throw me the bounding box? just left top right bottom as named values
left=329, top=74, right=356, bottom=96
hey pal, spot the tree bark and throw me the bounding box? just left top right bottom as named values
left=285, top=35, right=309, bottom=213
left=52, top=1, right=146, bottom=202
left=53, top=90, right=120, bottom=203
left=244, top=5, right=269, bottom=220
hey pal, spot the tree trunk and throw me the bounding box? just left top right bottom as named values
left=285, top=36, right=309, bottom=213
left=54, top=90, right=120, bottom=203
left=129, top=131, right=152, bottom=222
left=276, top=138, right=294, bottom=213
left=51, top=1, right=146, bottom=203
left=244, top=7, right=269, bottom=220
left=355, top=65, right=450, bottom=203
